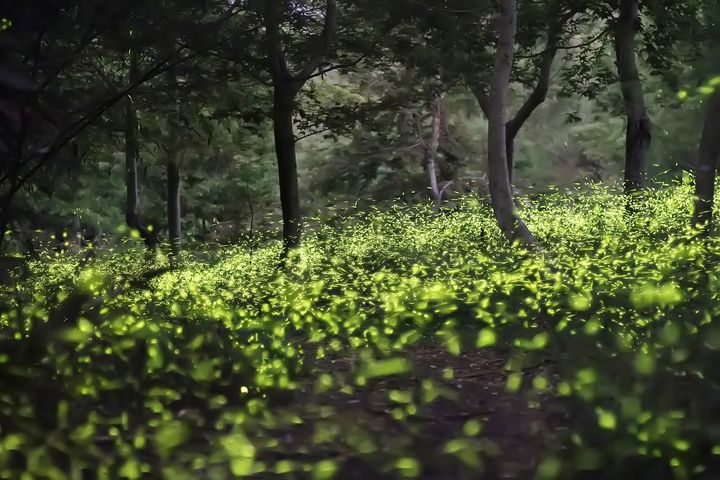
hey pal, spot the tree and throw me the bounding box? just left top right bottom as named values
left=423, top=93, right=445, bottom=210
left=261, top=0, right=337, bottom=249
left=0, top=0, right=229, bottom=250
left=165, top=70, right=183, bottom=260
left=468, top=1, right=581, bottom=185
left=614, top=0, right=651, bottom=194
left=125, top=48, right=159, bottom=248
left=693, top=89, right=720, bottom=234
left=486, top=0, right=535, bottom=245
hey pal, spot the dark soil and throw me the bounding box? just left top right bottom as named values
left=258, top=345, right=564, bottom=480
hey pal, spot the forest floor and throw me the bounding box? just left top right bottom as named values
left=273, top=345, right=564, bottom=479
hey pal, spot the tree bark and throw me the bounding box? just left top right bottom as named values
left=505, top=19, right=561, bottom=184
left=166, top=70, right=182, bottom=261
left=125, top=48, right=158, bottom=249
left=272, top=86, right=302, bottom=247
left=468, top=17, right=562, bottom=186
left=504, top=128, right=516, bottom=185
left=486, top=0, right=535, bottom=246
left=167, top=156, right=182, bottom=259
left=0, top=201, right=8, bottom=253
left=424, top=94, right=444, bottom=210
left=614, top=0, right=651, bottom=194
left=692, top=90, right=720, bottom=235
left=263, top=0, right=337, bottom=249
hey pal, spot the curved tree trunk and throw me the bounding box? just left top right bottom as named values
left=425, top=94, right=444, bottom=210
left=693, top=90, right=720, bottom=235
left=486, top=0, right=535, bottom=246
left=125, top=48, right=159, bottom=249
left=614, top=0, right=651, bottom=194
left=468, top=11, right=564, bottom=187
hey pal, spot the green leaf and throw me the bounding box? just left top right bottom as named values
left=569, top=293, right=592, bottom=311
left=476, top=328, right=497, bottom=348
left=221, top=432, right=256, bottom=459
left=191, top=359, right=216, bottom=382
left=359, top=358, right=412, bottom=379
left=699, top=85, right=716, bottom=96
left=154, top=421, right=190, bottom=457
left=119, top=459, right=141, bottom=479
left=462, top=419, right=483, bottom=436
left=596, top=408, right=617, bottom=430
left=312, top=460, right=338, bottom=480
left=659, top=322, right=681, bottom=346
left=395, top=457, right=421, bottom=478
left=439, top=329, right=461, bottom=356
left=634, top=353, right=655, bottom=375
left=506, top=373, right=522, bottom=392
left=230, top=458, right=254, bottom=476
left=537, top=457, right=563, bottom=479
left=443, top=438, right=481, bottom=468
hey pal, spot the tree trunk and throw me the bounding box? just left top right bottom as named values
left=470, top=17, right=561, bottom=187
left=614, top=0, right=651, bottom=194
left=125, top=49, right=158, bottom=249
left=166, top=69, right=182, bottom=261
left=0, top=202, right=8, bottom=253
left=272, top=86, right=302, bottom=248
left=693, top=90, right=720, bottom=235
left=486, top=0, right=535, bottom=246
left=167, top=156, right=181, bottom=259
left=505, top=127, right=516, bottom=185
left=505, top=39, right=557, bottom=184
left=263, top=0, right=336, bottom=250
left=425, top=94, right=444, bottom=210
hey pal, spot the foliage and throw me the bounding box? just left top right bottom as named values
left=3, top=181, right=720, bottom=478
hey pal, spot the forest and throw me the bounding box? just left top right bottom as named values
left=1, top=0, right=720, bottom=478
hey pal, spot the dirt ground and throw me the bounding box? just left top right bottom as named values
left=260, top=345, right=563, bottom=480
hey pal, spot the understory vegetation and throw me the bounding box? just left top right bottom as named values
left=3, top=181, right=720, bottom=479
left=2, top=0, right=720, bottom=478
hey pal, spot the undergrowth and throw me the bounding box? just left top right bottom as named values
left=2, top=178, right=720, bottom=479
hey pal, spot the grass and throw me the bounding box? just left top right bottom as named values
left=2, top=178, right=720, bottom=479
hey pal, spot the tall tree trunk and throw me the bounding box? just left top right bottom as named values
left=486, top=0, right=535, bottom=246
left=425, top=94, right=444, bottom=210
left=125, top=48, right=158, bottom=249
left=693, top=90, right=720, bottom=235
left=0, top=201, right=8, bottom=253
left=263, top=0, right=336, bottom=250
left=468, top=11, right=564, bottom=187
left=505, top=129, right=515, bottom=185
left=166, top=70, right=182, bottom=261
left=272, top=85, right=302, bottom=248
left=614, top=0, right=651, bottom=194
left=167, top=156, right=182, bottom=258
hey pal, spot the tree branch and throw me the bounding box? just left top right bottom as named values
left=466, top=80, right=489, bottom=117
left=5, top=48, right=197, bottom=197
left=306, top=20, right=398, bottom=80
left=507, top=13, right=566, bottom=136
left=294, top=126, right=333, bottom=142
left=515, top=25, right=611, bottom=59
left=292, top=0, right=338, bottom=83
left=263, top=1, right=292, bottom=82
